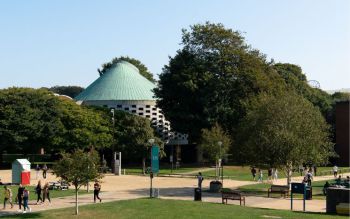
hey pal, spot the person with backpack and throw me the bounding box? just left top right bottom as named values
left=35, top=180, right=43, bottom=204
left=17, top=184, right=24, bottom=210
left=93, top=181, right=102, bottom=203
left=3, top=186, right=13, bottom=209
left=251, top=167, right=257, bottom=181
left=22, top=188, right=31, bottom=213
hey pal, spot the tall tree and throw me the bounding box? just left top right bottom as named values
left=53, top=149, right=102, bottom=215
left=236, top=91, right=335, bottom=185
left=198, top=123, right=231, bottom=163
left=112, top=110, right=163, bottom=170
left=99, top=56, right=155, bottom=82
left=154, top=22, right=284, bottom=142
left=48, top=86, right=84, bottom=98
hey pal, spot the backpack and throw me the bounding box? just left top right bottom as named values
left=23, top=189, right=29, bottom=198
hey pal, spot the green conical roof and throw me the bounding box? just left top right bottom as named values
left=75, top=61, right=156, bottom=101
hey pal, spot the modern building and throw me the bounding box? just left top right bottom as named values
left=75, top=61, right=188, bottom=156
left=335, top=100, right=349, bottom=166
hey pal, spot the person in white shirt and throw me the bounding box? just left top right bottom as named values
left=333, top=165, right=338, bottom=178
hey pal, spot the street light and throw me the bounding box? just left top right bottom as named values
left=148, top=138, right=155, bottom=198
left=217, top=141, right=223, bottom=186
left=111, top=109, right=116, bottom=174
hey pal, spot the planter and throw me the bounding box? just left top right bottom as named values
left=209, top=180, right=222, bottom=192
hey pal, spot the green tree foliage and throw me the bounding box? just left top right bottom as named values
left=236, top=91, right=335, bottom=184
left=331, top=92, right=350, bottom=101
left=99, top=56, right=155, bottom=82
left=53, top=149, right=102, bottom=215
left=273, top=63, right=333, bottom=117
left=48, top=86, right=84, bottom=98
left=0, top=88, right=113, bottom=153
left=198, top=123, right=231, bottom=163
left=154, top=22, right=284, bottom=142
left=113, top=110, right=163, bottom=163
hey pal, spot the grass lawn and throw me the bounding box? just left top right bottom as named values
left=1, top=198, right=347, bottom=219
left=237, top=179, right=340, bottom=200
left=125, top=166, right=207, bottom=175
left=202, top=166, right=350, bottom=181
left=6, top=185, right=87, bottom=201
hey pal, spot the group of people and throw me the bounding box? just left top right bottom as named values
left=251, top=167, right=278, bottom=183
left=35, top=180, right=51, bottom=205
left=302, top=169, right=314, bottom=186
left=35, top=164, right=48, bottom=179
left=2, top=184, right=31, bottom=213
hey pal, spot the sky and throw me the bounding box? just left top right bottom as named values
left=0, top=0, right=349, bottom=91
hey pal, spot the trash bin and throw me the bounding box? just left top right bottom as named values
left=21, top=171, right=30, bottom=185
left=306, top=186, right=312, bottom=200
left=194, top=188, right=202, bottom=201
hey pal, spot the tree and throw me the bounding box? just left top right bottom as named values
left=53, top=149, right=102, bottom=215
left=99, top=56, right=155, bottom=82
left=236, top=91, right=335, bottom=185
left=198, top=123, right=231, bottom=163
left=112, top=110, right=163, bottom=172
left=154, top=22, right=284, bottom=142
left=0, top=88, right=113, bottom=153
left=273, top=63, right=333, bottom=117
left=48, top=86, right=84, bottom=98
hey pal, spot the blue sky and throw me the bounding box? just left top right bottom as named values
left=0, top=0, right=349, bottom=90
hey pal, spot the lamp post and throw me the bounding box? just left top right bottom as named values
left=111, top=109, right=115, bottom=174
left=218, top=141, right=223, bottom=186
left=148, top=138, right=155, bottom=198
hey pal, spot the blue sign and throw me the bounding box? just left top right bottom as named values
left=151, top=146, right=159, bottom=174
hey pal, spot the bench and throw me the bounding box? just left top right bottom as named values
left=221, top=191, right=245, bottom=206
left=268, top=185, right=289, bottom=198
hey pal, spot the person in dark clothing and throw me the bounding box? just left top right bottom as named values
left=17, top=184, right=24, bottom=210
left=93, top=181, right=102, bottom=203
left=323, top=181, right=330, bottom=195
left=42, top=164, right=48, bottom=179
left=268, top=168, right=272, bottom=182
left=251, top=167, right=257, bottom=181
left=35, top=181, right=43, bottom=204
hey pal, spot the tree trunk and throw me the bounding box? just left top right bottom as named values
left=75, top=187, right=79, bottom=215
left=285, top=162, right=293, bottom=187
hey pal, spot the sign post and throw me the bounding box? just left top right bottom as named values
left=151, top=146, right=159, bottom=174
left=291, top=183, right=307, bottom=212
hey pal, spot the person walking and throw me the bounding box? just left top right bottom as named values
left=333, top=165, right=338, bottom=178
left=197, top=172, right=204, bottom=189
left=17, top=184, right=24, bottom=211
left=267, top=168, right=272, bottom=183
left=3, top=186, right=13, bottom=209
left=42, top=182, right=51, bottom=204
left=258, top=169, right=263, bottom=183
left=35, top=181, right=43, bottom=204
left=251, top=167, right=257, bottom=181
left=35, top=164, right=40, bottom=180
left=22, top=188, right=31, bottom=213
left=273, top=168, right=278, bottom=181
left=306, top=170, right=313, bottom=186
left=42, top=164, right=48, bottom=179
left=93, top=181, right=102, bottom=203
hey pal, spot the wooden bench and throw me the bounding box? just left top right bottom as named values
left=221, top=191, right=245, bottom=206
left=268, top=185, right=289, bottom=198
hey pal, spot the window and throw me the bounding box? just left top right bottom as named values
left=159, top=115, right=163, bottom=118
left=124, top=108, right=129, bottom=111
left=139, top=113, right=144, bottom=116
left=146, top=110, right=150, bottom=113
left=152, top=108, right=156, bottom=110
left=132, top=110, right=136, bottom=113
left=139, top=107, right=144, bottom=110
left=152, top=113, right=157, bottom=115
left=146, top=115, right=150, bottom=118
left=146, top=105, right=150, bottom=108
left=117, top=105, right=122, bottom=108
left=132, top=105, right=136, bottom=108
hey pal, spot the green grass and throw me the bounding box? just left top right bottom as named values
left=6, top=185, right=87, bottom=201
left=1, top=198, right=346, bottom=219
left=125, top=166, right=206, bottom=175
left=202, top=166, right=350, bottom=181
left=237, top=179, right=339, bottom=200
